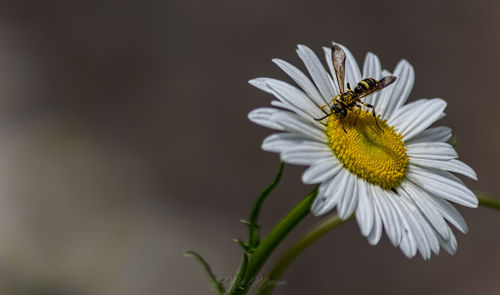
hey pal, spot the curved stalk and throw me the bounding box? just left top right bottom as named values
left=247, top=162, right=285, bottom=251
left=256, top=214, right=353, bottom=295
left=227, top=187, right=317, bottom=295
left=184, top=250, right=225, bottom=294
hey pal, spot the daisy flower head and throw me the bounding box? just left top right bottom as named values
left=248, top=42, right=478, bottom=259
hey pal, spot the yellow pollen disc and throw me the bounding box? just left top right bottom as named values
left=326, top=109, right=409, bottom=190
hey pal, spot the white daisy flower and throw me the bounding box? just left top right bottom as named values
left=248, top=43, right=478, bottom=259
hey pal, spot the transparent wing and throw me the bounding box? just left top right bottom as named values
left=332, top=45, right=346, bottom=94
left=357, top=76, right=397, bottom=100
left=376, top=76, right=397, bottom=90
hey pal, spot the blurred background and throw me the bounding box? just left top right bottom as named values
left=0, top=0, right=498, bottom=294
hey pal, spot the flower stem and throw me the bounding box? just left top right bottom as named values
left=476, top=192, right=500, bottom=210
left=255, top=213, right=353, bottom=295
left=227, top=187, right=318, bottom=295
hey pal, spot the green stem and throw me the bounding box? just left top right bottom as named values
left=476, top=192, right=500, bottom=210
left=256, top=214, right=353, bottom=295
left=231, top=162, right=285, bottom=294
left=230, top=254, right=249, bottom=294
left=227, top=187, right=318, bottom=295
left=248, top=162, right=285, bottom=250
left=184, top=250, right=225, bottom=295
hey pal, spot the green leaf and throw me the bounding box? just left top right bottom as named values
left=240, top=162, right=284, bottom=254
left=184, top=250, right=225, bottom=295
left=227, top=186, right=317, bottom=295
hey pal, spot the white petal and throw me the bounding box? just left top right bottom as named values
left=437, top=227, right=458, bottom=255
left=367, top=197, right=382, bottom=245
left=302, top=157, right=342, bottom=184
left=429, top=195, right=468, bottom=233
left=381, top=69, right=391, bottom=78
left=380, top=188, right=403, bottom=246
left=249, top=77, right=278, bottom=97
left=387, top=98, right=428, bottom=124
left=391, top=199, right=418, bottom=258
left=317, top=170, right=343, bottom=202
left=405, top=126, right=452, bottom=144
left=398, top=230, right=418, bottom=258
left=392, top=99, right=447, bottom=141
left=269, top=100, right=324, bottom=128
left=311, top=178, right=335, bottom=216
left=439, top=168, right=466, bottom=186
left=280, top=143, right=333, bottom=166
left=264, top=78, right=322, bottom=116
left=362, top=52, right=382, bottom=106
left=296, top=45, right=335, bottom=101
left=378, top=60, right=415, bottom=119
left=406, top=142, right=458, bottom=160
left=248, top=107, right=285, bottom=130
left=271, top=112, right=327, bottom=143
left=338, top=173, right=358, bottom=219
left=406, top=165, right=478, bottom=208
left=272, top=58, right=329, bottom=106
left=371, top=185, right=401, bottom=246
left=355, top=180, right=374, bottom=236
left=311, top=169, right=349, bottom=215
left=371, top=69, right=392, bottom=112
left=362, top=52, right=382, bottom=79
left=397, top=197, right=432, bottom=259
left=251, top=76, right=321, bottom=122
left=280, top=152, right=332, bottom=166
left=412, top=209, right=440, bottom=257
left=250, top=78, right=324, bottom=119
left=385, top=194, right=407, bottom=247
left=262, top=133, right=311, bottom=153
left=400, top=180, right=450, bottom=240
left=410, top=158, right=477, bottom=180
left=391, top=60, right=415, bottom=110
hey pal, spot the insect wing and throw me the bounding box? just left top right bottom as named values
left=356, top=76, right=397, bottom=99
left=375, top=76, right=397, bottom=90
left=332, top=45, right=346, bottom=94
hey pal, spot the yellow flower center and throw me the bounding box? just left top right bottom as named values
left=326, top=109, right=409, bottom=190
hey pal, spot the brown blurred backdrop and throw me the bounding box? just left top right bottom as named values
left=0, top=0, right=498, bottom=294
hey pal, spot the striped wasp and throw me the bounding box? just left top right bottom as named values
left=315, top=45, right=397, bottom=132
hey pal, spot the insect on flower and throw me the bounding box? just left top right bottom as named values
left=249, top=43, right=479, bottom=259
left=315, top=45, right=397, bottom=132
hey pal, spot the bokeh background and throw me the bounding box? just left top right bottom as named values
left=0, top=0, right=498, bottom=294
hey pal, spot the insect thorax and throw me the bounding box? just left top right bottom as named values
left=340, top=91, right=357, bottom=106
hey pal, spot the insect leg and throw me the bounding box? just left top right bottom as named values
left=315, top=112, right=346, bottom=132
left=358, top=102, right=384, bottom=132
left=340, top=118, right=347, bottom=133
left=319, top=103, right=331, bottom=114
left=314, top=113, right=333, bottom=121
left=352, top=110, right=359, bottom=126
left=319, top=95, right=339, bottom=114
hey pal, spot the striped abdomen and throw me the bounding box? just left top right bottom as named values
left=354, top=78, right=377, bottom=94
